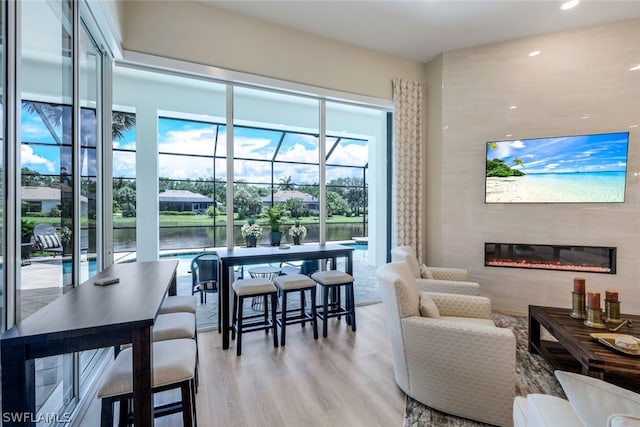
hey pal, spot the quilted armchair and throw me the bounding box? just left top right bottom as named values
left=390, top=245, right=480, bottom=295
left=377, top=261, right=516, bottom=427
left=514, top=371, right=640, bottom=427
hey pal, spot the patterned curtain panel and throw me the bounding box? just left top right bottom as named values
left=392, top=78, right=423, bottom=261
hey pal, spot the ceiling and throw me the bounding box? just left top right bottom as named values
left=204, top=1, right=640, bottom=62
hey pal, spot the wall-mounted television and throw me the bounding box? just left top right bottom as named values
left=485, top=132, right=629, bottom=203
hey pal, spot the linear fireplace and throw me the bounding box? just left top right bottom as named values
left=485, top=243, right=616, bottom=274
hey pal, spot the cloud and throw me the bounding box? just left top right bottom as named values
left=21, top=122, right=55, bottom=141
left=328, top=142, right=368, bottom=166
left=510, top=140, right=525, bottom=149
left=22, top=145, right=55, bottom=172
left=154, top=127, right=368, bottom=182
left=113, top=151, right=136, bottom=177
left=158, top=128, right=217, bottom=156
left=544, top=163, right=559, bottom=170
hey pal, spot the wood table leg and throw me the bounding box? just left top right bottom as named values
left=1, top=345, right=36, bottom=427
left=528, top=307, right=541, bottom=354
left=222, top=264, right=231, bottom=350
left=132, top=326, right=154, bottom=426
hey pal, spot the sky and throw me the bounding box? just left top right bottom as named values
left=486, top=132, right=629, bottom=174
left=23, top=109, right=369, bottom=185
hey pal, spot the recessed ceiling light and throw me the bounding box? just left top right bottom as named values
left=506, top=134, right=513, bottom=137
left=580, top=115, right=590, bottom=120
left=509, top=105, right=518, bottom=110
left=630, top=124, right=639, bottom=128
left=529, top=50, right=541, bottom=57
left=630, top=64, right=640, bottom=71
left=561, top=0, right=579, bottom=10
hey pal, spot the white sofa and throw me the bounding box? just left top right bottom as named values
left=390, top=245, right=480, bottom=295
left=514, top=371, right=640, bottom=427
left=377, top=261, right=516, bottom=427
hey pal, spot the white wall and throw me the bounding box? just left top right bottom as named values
left=427, top=18, right=640, bottom=315
left=121, top=0, right=424, bottom=101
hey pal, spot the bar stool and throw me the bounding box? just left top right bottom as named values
left=232, top=278, right=279, bottom=356
left=273, top=274, right=318, bottom=346
left=248, top=266, right=282, bottom=311
left=311, top=270, right=356, bottom=338
left=97, top=338, right=197, bottom=427
left=153, top=312, right=196, bottom=342
left=114, top=312, right=195, bottom=357
left=159, top=295, right=197, bottom=314
left=152, top=311, right=199, bottom=391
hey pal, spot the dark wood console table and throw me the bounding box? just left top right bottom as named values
left=1, top=260, right=178, bottom=426
left=216, top=243, right=354, bottom=350
left=529, top=305, right=640, bottom=393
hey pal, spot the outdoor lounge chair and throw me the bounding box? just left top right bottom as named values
left=33, top=223, right=64, bottom=256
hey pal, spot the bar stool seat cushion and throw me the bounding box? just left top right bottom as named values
left=98, top=339, right=196, bottom=399
left=153, top=312, right=195, bottom=342
left=233, top=278, right=277, bottom=296
left=311, top=270, right=354, bottom=285
left=274, top=274, right=316, bottom=291
left=158, top=295, right=197, bottom=314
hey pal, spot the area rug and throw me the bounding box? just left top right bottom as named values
left=403, top=313, right=565, bottom=426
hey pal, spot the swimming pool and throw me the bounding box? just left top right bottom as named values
left=69, top=242, right=368, bottom=275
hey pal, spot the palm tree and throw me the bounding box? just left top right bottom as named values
left=278, top=176, right=295, bottom=191
left=112, top=111, right=136, bottom=140
left=23, top=101, right=136, bottom=141
left=512, top=158, right=524, bottom=169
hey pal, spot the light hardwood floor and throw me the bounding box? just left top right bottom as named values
left=85, top=303, right=406, bottom=426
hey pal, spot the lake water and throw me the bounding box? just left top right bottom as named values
left=113, top=222, right=366, bottom=252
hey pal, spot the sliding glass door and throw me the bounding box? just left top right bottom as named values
left=17, top=0, right=108, bottom=418
left=111, top=62, right=391, bottom=329
left=233, top=87, right=320, bottom=246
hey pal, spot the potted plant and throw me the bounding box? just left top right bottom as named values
left=58, top=226, right=72, bottom=255
left=288, top=221, right=307, bottom=245
left=241, top=218, right=262, bottom=247
left=264, top=205, right=285, bottom=246
left=21, top=219, right=36, bottom=244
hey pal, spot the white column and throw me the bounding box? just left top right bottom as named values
left=135, top=108, right=159, bottom=261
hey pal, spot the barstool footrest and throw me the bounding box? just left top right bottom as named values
left=277, top=311, right=314, bottom=327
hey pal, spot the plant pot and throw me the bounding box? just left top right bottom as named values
left=246, top=236, right=257, bottom=247
left=269, top=231, right=283, bottom=247
left=292, top=236, right=301, bottom=245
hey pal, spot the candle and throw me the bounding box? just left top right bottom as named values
left=587, top=291, right=601, bottom=310
left=573, top=277, right=586, bottom=294
left=605, top=290, right=619, bottom=302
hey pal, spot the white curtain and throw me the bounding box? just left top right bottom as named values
left=392, top=78, right=423, bottom=261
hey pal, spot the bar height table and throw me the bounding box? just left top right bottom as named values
left=0, top=260, right=178, bottom=427
left=216, top=243, right=354, bottom=350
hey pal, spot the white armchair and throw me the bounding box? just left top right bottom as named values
left=390, top=245, right=480, bottom=295
left=377, top=261, right=516, bottom=427
left=514, top=371, right=640, bottom=427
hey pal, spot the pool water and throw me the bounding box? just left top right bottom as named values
left=73, top=242, right=367, bottom=275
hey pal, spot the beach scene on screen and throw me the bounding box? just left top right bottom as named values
left=485, top=132, right=628, bottom=203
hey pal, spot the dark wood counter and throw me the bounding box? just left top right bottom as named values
left=1, top=260, right=178, bottom=426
